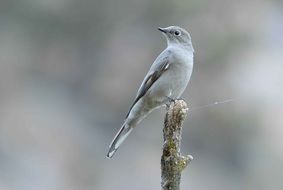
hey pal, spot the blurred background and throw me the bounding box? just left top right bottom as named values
left=0, top=0, right=282, bottom=190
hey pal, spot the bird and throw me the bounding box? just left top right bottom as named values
left=107, top=26, right=194, bottom=158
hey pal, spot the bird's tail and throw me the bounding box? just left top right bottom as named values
left=107, top=123, right=133, bottom=158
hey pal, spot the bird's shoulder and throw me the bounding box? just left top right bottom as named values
left=149, top=48, right=173, bottom=72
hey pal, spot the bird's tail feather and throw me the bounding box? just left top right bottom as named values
left=107, top=123, right=133, bottom=158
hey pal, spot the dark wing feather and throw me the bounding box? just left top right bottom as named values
left=126, top=60, right=170, bottom=118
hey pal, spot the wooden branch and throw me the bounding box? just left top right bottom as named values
left=161, top=100, right=193, bottom=190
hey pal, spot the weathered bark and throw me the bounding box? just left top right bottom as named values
left=161, top=100, right=193, bottom=190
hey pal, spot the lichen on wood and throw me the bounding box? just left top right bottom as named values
left=161, top=100, right=193, bottom=190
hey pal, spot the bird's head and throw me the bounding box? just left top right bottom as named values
left=158, top=26, right=193, bottom=51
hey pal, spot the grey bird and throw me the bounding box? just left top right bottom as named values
left=107, top=26, right=194, bottom=158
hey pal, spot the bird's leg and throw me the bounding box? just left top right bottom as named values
left=165, top=96, right=176, bottom=109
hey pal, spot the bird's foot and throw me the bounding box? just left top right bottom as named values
left=165, top=96, right=176, bottom=109
left=165, top=97, right=186, bottom=109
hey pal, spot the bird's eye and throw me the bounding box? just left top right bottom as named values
left=174, top=31, right=181, bottom=36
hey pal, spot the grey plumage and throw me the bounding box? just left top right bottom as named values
left=107, top=26, right=194, bottom=158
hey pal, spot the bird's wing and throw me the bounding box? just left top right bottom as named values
left=126, top=56, right=170, bottom=118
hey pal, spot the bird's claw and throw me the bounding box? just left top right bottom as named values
left=165, top=96, right=175, bottom=109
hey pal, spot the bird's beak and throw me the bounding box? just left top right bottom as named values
left=158, top=27, right=168, bottom=33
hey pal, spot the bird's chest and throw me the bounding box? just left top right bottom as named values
left=170, top=52, right=193, bottom=80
